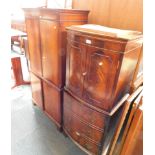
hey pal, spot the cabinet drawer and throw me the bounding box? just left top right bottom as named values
left=40, top=12, right=58, bottom=21
left=64, top=107, right=104, bottom=144
left=64, top=92, right=107, bottom=129
left=64, top=124, right=100, bottom=155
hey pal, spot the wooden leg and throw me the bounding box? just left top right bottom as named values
left=62, top=131, right=68, bottom=137
left=33, top=102, right=37, bottom=106
left=11, top=57, right=24, bottom=88
left=11, top=57, right=30, bottom=89
left=57, top=126, right=63, bottom=132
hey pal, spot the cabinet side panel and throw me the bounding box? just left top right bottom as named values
left=111, top=44, right=142, bottom=109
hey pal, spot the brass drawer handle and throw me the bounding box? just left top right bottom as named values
left=99, top=62, right=103, bottom=66
left=82, top=72, right=87, bottom=76
left=75, top=131, right=80, bottom=136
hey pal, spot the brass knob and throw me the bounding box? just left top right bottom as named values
left=99, top=62, right=103, bottom=66
left=42, top=57, right=46, bottom=60
left=75, top=131, right=80, bottom=136
left=82, top=72, right=87, bottom=76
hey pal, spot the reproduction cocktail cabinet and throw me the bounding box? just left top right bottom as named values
left=63, top=24, right=143, bottom=154
left=23, top=8, right=89, bottom=129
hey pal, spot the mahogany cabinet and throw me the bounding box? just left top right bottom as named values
left=23, top=8, right=89, bottom=128
left=63, top=91, right=107, bottom=155
left=63, top=91, right=126, bottom=155
left=64, top=24, right=143, bottom=154
left=24, top=8, right=89, bottom=88
left=65, top=24, right=143, bottom=113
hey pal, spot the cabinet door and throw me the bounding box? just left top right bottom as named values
left=83, top=47, right=120, bottom=111
left=25, top=18, right=42, bottom=76
left=30, top=73, right=43, bottom=109
left=40, top=20, right=60, bottom=87
left=43, top=81, right=61, bottom=126
left=66, top=41, right=86, bottom=97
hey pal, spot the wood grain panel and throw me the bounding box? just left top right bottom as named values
left=40, top=20, right=60, bottom=86
left=43, top=80, right=62, bottom=127
left=72, top=0, right=143, bottom=31
left=30, top=73, right=43, bottom=109
left=25, top=18, right=42, bottom=76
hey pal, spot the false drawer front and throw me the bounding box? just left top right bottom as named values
left=39, top=11, right=58, bottom=21
left=64, top=115, right=100, bottom=155
left=67, top=129, right=99, bottom=155
left=64, top=91, right=107, bottom=129
left=68, top=33, right=125, bottom=52
left=64, top=107, right=104, bottom=144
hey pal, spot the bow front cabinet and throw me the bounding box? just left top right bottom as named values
left=63, top=24, right=143, bottom=154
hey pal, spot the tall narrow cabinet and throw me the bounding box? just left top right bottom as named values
left=64, top=24, right=143, bottom=154
left=23, top=8, right=89, bottom=128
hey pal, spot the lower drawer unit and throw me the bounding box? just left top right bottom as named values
left=64, top=91, right=108, bottom=129
left=64, top=107, right=104, bottom=144
left=63, top=91, right=121, bottom=155
left=65, top=127, right=100, bottom=155
left=43, top=80, right=63, bottom=128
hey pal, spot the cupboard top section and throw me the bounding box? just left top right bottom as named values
left=66, top=24, right=143, bottom=42
left=23, top=8, right=89, bottom=21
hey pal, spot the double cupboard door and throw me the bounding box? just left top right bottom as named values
left=66, top=40, right=120, bottom=111
left=40, top=19, right=62, bottom=87
left=26, top=17, right=63, bottom=88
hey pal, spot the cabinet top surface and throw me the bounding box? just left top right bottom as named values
left=23, top=8, right=89, bottom=13
left=66, top=24, right=143, bottom=41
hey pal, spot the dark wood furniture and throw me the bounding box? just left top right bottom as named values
left=130, top=73, right=143, bottom=93
left=64, top=24, right=143, bottom=155
left=23, top=8, right=89, bottom=129
left=11, top=56, right=30, bottom=89
left=108, top=86, right=143, bottom=155
left=120, top=96, right=143, bottom=155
